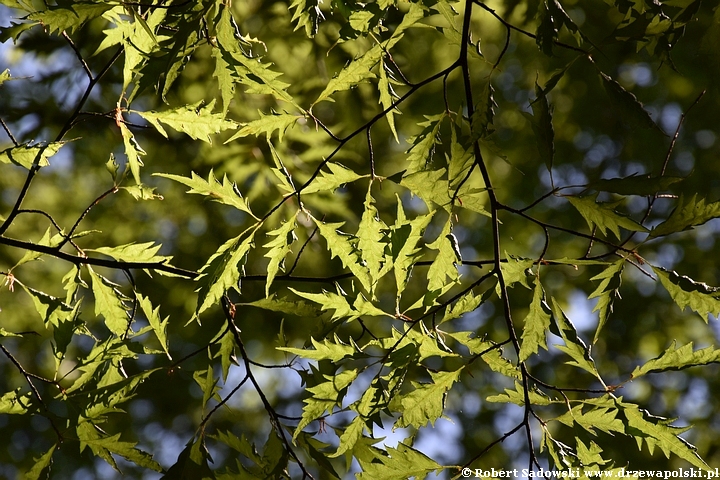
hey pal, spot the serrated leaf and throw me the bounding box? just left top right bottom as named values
left=404, top=113, right=445, bottom=174
left=653, top=267, right=720, bottom=322
left=290, top=288, right=389, bottom=321
left=589, top=259, right=624, bottom=342
left=500, top=253, right=534, bottom=290
left=193, top=366, right=219, bottom=412
left=294, top=369, right=357, bottom=439
left=263, top=215, right=297, bottom=296
left=550, top=299, right=599, bottom=377
left=356, top=443, right=441, bottom=480
left=590, top=175, right=684, bottom=196
left=314, top=45, right=383, bottom=105
left=89, top=242, right=172, bottom=265
left=331, top=415, right=367, bottom=458
left=599, top=72, right=658, bottom=130
left=522, top=82, right=555, bottom=172
left=136, top=293, right=170, bottom=359
left=616, top=400, right=708, bottom=469
left=215, top=7, right=297, bottom=107
left=25, top=444, right=56, bottom=480
left=651, top=194, right=720, bottom=238
left=88, top=267, right=129, bottom=336
left=20, top=283, right=75, bottom=327
left=136, top=100, right=236, bottom=143
left=447, top=331, right=521, bottom=379
left=470, top=81, right=497, bottom=142
left=486, top=381, right=554, bottom=405
left=155, top=170, right=255, bottom=218
left=225, top=111, right=299, bottom=143
left=390, top=204, right=434, bottom=301
left=0, top=141, right=66, bottom=169
left=519, top=280, right=552, bottom=361
left=290, top=0, right=323, bottom=36
left=119, top=123, right=145, bottom=184
left=357, top=187, right=391, bottom=294
left=161, top=438, right=215, bottom=480
left=28, top=3, right=113, bottom=34
left=120, top=183, right=163, bottom=201
left=401, top=168, right=453, bottom=211
left=303, top=162, right=367, bottom=194
left=76, top=420, right=162, bottom=472
left=378, top=60, right=399, bottom=142
left=567, top=193, right=648, bottom=239
left=195, top=230, right=256, bottom=314
left=555, top=405, right=625, bottom=436
left=312, top=218, right=372, bottom=292
left=440, top=286, right=495, bottom=324
left=0, top=389, right=34, bottom=414
left=632, top=341, right=720, bottom=378
left=12, top=227, right=64, bottom=269
left=395, top=368, right=462, bottom=428
left=426, top=219, right=460, bottom=292
left=278, top=335, right=359, bottom=362
left=240, top=294, right=320, bottom=317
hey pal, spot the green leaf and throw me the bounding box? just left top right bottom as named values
left=120, top=183, right=163, bottom=201
left=390, top=202, right=434, bottom=301
left=193, top=368, right=219, bottom=414
left=522, top=82, right=555, bottom=172
left=28, top=3, right=113, bottom=34
left=312, top=218, right=372, bottom=292
left=357, top=187, right=391, bottom=294
left=555, top=405, right=625, bottom=436
left=550, top=299, right=599, bottom=377
left=589, top=259, right=625, bottom=342
left=0, top=389, right=34, bottom=414
left=651, top=194, right=720, bottom=238
left=519, top=280, right=552, bottom=361
left=440, top=286, right=495, bottom=324
left=12, top=227, right=64, bottom=269
left=401, top=169, right=453, bottom=211
left=589, top=175, right=684, bottom=196
left=196, top=230, right=256, bottom=314
left=225, top=111, right=300, bottom=143
left=599, top=72, right=658, bottom=130
left=500, top=253, right=534, bottom=290
left=314, top=45, right=383, bottom=105
left=290, top=288, right=390, bottom=321
left=88, top=267, right=129, bottom=336
left=395, top=368, right=463, bottom=428
left=330, top=415, right=367, bottom=459
left=303, top=162, right=368, bottom=194
left=240, top=294, right=320, bottom=317
left=486, top=381, right=554, bottom=406
left=263, top=214, right=297, bottom=296
left=426, top=219, right=461, bottom=292
left=294, top=369, right=358, bottom=439
left=447, top=331, right=521, bottom=379
left=135, top=100, right=237, bottom=143
left=470, top=81, right=497, bottom=142
left=76, top=420, right=162, bottom=472
left=20, top=283, right=75, bottom=327
left=616, top=400, right=709, bottom=469
left=290, top=0, right=323, bottom=36
left=89, top=242, right=172, bottom=265
left=0, top=141, right=66, bottom=169
left=404, top=113, right=446, bottom=174
left=278, top=335, right=360, bottom=362
left=653, top=267, right=720, bottom=322
left=162, top=438, right=215, bottom=480
left=136, top=293, right=171, bottom=359
left=215, top=7, right=297, bottom=107
left=119, top=123, right=145, bottom=184
left=155, top=170, right=255, bottom=218
left=567, top=193, right=648, bottom=239
left=25, top=444, right=56, bottom=480
left=632, top=341, right=720, bottom=378
left=357, top=443, right=442, bottom=480
left=378, top=59, right=400, bottom=142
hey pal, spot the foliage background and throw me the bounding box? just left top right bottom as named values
left=1, top=0, right=720, bottom=478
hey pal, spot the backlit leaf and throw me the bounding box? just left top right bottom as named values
left=567, top=193, right=648, bottom=239
left=653, top=267, right=720, bottom=322
left=136, top=100, right=237, bottom=143
left=632, top=341, right=720, bottom=378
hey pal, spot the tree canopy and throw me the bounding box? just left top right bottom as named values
left=1, top=0, right=720, bottom=478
